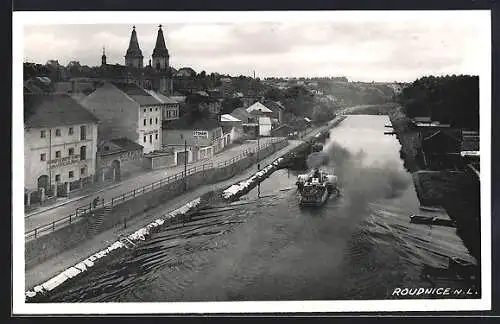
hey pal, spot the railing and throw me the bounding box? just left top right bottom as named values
left=25, top=137, right=287, bottom=241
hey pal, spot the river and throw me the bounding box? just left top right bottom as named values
left=41, top=115, right=479, bottom=302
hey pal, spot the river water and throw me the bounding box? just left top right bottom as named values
left=42, top=115, right=479, bottom=302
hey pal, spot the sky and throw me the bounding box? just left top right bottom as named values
left=21, top=11, right=489, bottom=82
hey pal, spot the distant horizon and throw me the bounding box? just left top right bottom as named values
left=24, top=59, right=476, bottom=84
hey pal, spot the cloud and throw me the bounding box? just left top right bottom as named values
left=22, top=18, right=486, bottom=82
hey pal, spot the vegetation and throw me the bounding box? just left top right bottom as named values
left=397, top=75, right=479, bottom=130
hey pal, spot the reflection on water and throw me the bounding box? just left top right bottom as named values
left=43, top=115, right=478, bottom=302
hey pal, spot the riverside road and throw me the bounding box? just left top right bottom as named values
left=25, top=137, right=279, bottom=234
left=36, top=114, right=479, bottom=302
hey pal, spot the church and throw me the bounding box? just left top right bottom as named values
left=99, top=25, right=174, bottom=95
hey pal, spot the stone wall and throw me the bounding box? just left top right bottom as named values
left=25, top=140, right=288, bottom=268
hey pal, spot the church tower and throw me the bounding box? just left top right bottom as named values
left=125, top=26, right=144, bottom=69
left=101, top=46, right=107, bottom=66
left=152, top=24, right=169, bottom=71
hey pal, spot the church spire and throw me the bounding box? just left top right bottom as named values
left=152, top=24, right=169, bottom=71
left=101, top=46, right=106, bottom=65
left=125, top=25, right=144, bottom=68
left=152, top=24, right=169, bottom=58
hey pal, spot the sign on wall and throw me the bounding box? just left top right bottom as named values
left=48, top=155, right=81, bottom=169
left=193, top=130, right=209, bottom=138
left=143, top=129, right=159, bottom=135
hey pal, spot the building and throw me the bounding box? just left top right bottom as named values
left=145, top=90, right=180, bottom=122
left=100, top=25, right=173, bottom=94
left=24, top=93, right=99, bottom=206
left=162, top=117, right=223, bottom=165
left=246, top=102, right=274, bottom=136
left=230, top=107, right=258, bottom=138
left=221, top=114, right=243, bottom=144
left=421, top=130, right=462, bottom=170
left=246, top=101, right=273, bottom=116
left=258, top=116, right=272, bottom=137
left=460, top=130, right=480, bottom=166
left=261, top=99, right=285, bottom=125
left=80, top=81, right=163, bottom=154
left=97, top=138, right=144, bottom=182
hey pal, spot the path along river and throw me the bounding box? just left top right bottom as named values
left=41, top=115, right=478, bottom=302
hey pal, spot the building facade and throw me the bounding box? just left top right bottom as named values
left=24, top=94, right=99, bottom=204
left=80, top=82, right=163, bottom=154
left=97, top=138, right=144, bottom=181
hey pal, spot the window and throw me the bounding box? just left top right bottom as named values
left=68, top=127, right=74, bottom=135
left=150, top=108, right=152, bottom=112
left=55, top=129, right=61, bottom=136
left=143, top=108, right=146, bottom=113
left=40, top=153, right=46, bottom=161
left=155, top=133, right=158, bottom=140
left=80, top=125, right=86, bottom=140
left=55, top=174, right=61, bottom=182
left=68, top=171, right=74, bottom=179
left=155, top=117, right=158, bottom=124
left=68, top=148, right=74, bottom=156
left=143, top=136, right=147, bottom=142
left=180, top=134, right=184, bottom=139
left=80, top=167, right=86, bottom=175
left=55, top=151, right=61, bottom=158
left=149, top=135, right=152, bottom=143
left=155, top=107, right=158, bottom=111
left=150, top=118, right=153, bottom=125
left=40, top=130, right=46, bottom=138
left=167, top=111, right=171, bottom=118
left=143, top=119, right=147, bottom=126
left=80, top=146, right=86, bottom=160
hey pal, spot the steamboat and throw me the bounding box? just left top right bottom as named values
left=296, top=168, right=339, bottom=207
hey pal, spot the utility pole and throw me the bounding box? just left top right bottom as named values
left=48, top=128, right=52, bottom=194
left=184, top=139, right=187, bottom=192
left=257, top=108, right=261, bottom=198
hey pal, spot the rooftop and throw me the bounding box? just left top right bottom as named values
left=24, top=93, right=99, bottom=128
left=221, top=114, right=241, bottom=122
left=144, top=90, right=179, bottom=104
left=165, top=115, right=221, bottom=131
left=246, top=102, right=273, bottom=114
left=110, top=82, right=162, bottom=106
left=109, top=137, right=144, bottom=152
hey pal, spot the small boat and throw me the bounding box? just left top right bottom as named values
left=296, top=168, right=339, bottom=207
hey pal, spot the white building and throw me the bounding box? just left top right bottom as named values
left=24, top=93, right=99, bottom=205
left=81, top=82, right=164, bottom=154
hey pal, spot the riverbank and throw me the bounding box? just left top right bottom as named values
left=25, top=118, right=345, bottom=297
left=388, top=106, right=481, bottom=263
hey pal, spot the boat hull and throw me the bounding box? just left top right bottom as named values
left=299, top=187, right=330, bottom=207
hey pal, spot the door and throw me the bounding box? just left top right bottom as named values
left=37, top=175, right=49, bottom=191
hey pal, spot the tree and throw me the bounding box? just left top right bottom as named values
left=264, top=87, right=284, bottom=101
left=398, top=75, right=479, bottom=130
left=221, top=98, right=243, bottom=114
